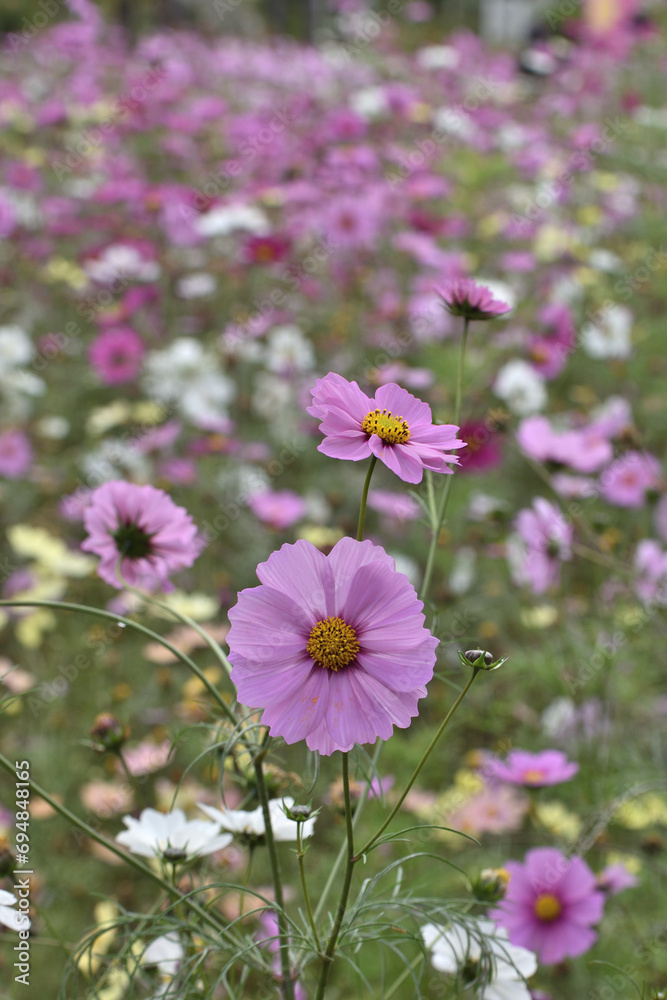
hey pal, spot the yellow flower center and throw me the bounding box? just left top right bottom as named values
left=361, top=409, right=410, bottom=445
left=306, top=616, right=360, bottom=671
left=522, top=769, right=546, bottom=784
left=534, top=893, right=562, bottom=922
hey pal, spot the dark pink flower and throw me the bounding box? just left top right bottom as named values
left=81, top=481, right=201, bottom=590
left=227, top=537, right=438, bottom=755
left=489, top=848, right=606, bottom=965
left=486, top=749, right=579, bottom=787
left=0, top=430, right=33, bottom=479
left=457, top=421, right=503, bottom=473
left=307, top=373, right=464, bottom=484
left=88, top=327, right=146, bottom=385
left=438, top=279, right=512, bottom=320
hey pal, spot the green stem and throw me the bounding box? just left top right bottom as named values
left=419, top=317, right=470, bottom=602
left=0, top=752, right=231, bottom=941
left=354, top=669, right=479, bottom=860
left=253, top=754, right=295, bottom=1000
left=314, top=753, right=355, bottom=1000
left=116, top=749, right=148, bottom=809
left=384, top=953, right=423, bottom=1000
left=0, top=598, right=237, bottom=729
left=312, top=740, right=382, bottom=925
left=297, top=823, right=321, bottom=953
left=357, top=454, right=378, bottom=541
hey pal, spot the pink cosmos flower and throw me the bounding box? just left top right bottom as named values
left=227, top=537, right=438, bottom=755
left=599, top=451, right=662, bottom=507
left=367, top=490, right=421, bottom=523
left=597, top=863, right=638, bottom=895
left=307, top=373, right=464, bottom=485
left=449, top=783, right=529, bottom=836
left=509, top=498, right=573, bottom=594
left=438, top=279, right=512, bottom=320
left=486, top=749, right=579, bottom=787
left=88, top=326, right=146, bottom=384
left=247, top=490, right=307, bottom=530
left=81, top=481, right=201, bottom=590
left=490, top=848, right=606, bottom=965
left=632, top=539, right=667, bottom=604
left=0, top=429, right=33, bottom=479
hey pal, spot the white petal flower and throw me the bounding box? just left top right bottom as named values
left=142, top=933, right=184, bottom=976
left=493, top=360, right=547, bottom=415
left=581, top=304, right=633, bottom=359
left=0, top=889, right=30, bottom=932
left=421, top=919, right=537, bottom=1000
left=116, top=808, right=232, bottom=860
left=198, top=797, right=316, bottom=842
left=0, top=325, right=33, bottom=373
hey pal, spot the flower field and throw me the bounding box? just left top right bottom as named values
left=1, top=2, right=667, bottom=998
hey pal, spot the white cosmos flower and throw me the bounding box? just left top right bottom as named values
left=142, top=933, right=184, bottom=976
left=265, top=324, right=315, bottom=374
left=84, top=244, right=160, bottom=283
left=0, top=326, right=33, bottom=373
left=115, top=808, right=232, bottom=860
left=195, top=203, right=269, bottom=238
left=581, top=304, right=633, bottom=359
left=198, top=797, right=316, bottom=842
left=0, top=889, right=30, bottom=931
left=421, top=919, right=537, bottom=1000
left=493, top=360, right=547, bottom=415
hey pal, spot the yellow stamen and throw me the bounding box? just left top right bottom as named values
left=361, top=408, right=410, bottom=445
left=306, top=616, right=360, bottom=671
left=522, top=769, right=546, bottom=784
left=534, top=893, right=562, bottom=922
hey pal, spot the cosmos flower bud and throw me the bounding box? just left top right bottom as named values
left=89, top=713, right=129, bottom=753
left=471, top=867, right=511, bottom=903
left=282, top=802, right=313, bottom=823
left=458, top=649, right=508, bottom=671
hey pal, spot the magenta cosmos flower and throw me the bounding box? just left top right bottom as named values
left=227, top=537, right=438, bottom=755
left=486, top=749, right=579, bottom=787
left=82, top=481, right=201, bottom=590
left=307, top=373, right=464, bottom=484
left=438, top=279, right=512, bottom=320
left=489, top=848, right=605, bottom=965
left=88, top=326, right=146, bottom=384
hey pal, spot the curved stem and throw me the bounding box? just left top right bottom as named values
left=0, top=752, right=232, bottom=941
left=420, top=317, right=469, bottom=602
left=354, top=669, right=479, bottom=860
left=297, top=823, right=321, bottom=953
left=116, top=749, right=148, bottom=809
left=253, top=754, right=295, bottom=1000
left=114, top=567, right=233, bottom=677
left=0, top=598, right=238, bottom=729
left=314, top=752, right=355, bottom=1000
left=357, top=454, right=378, bottom=542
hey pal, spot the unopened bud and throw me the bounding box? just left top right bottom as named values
left=458, top=649, right=507, bottom=671
left=89, top=713, right=129, bottom=752
left=471, top=866, right=510, bottom=903
left=283, top=803, right=313, bottom=822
